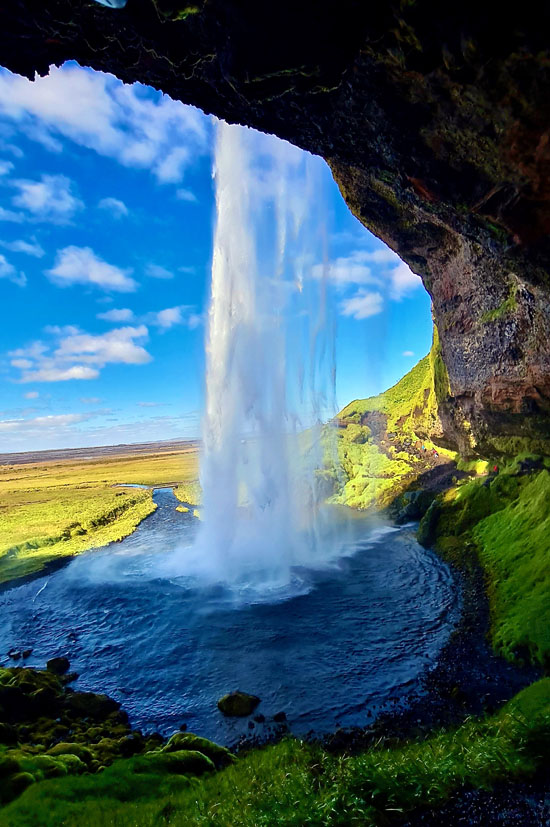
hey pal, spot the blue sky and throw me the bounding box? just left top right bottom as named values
left=0, top=62, right=432, bottom=453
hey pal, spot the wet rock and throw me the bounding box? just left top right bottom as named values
left=22, top=649, right=33, bottom=659
left=46, top=657, right=70, bottom=675
left=253, top=714, right=265, bottom=723
left=162, top=732, right=234, bottom=768
left=118, top=733, right=145, bottom=758
left=65, top=692, right=120, bottom=720
left=217, top=691, right=260, bottom=717
left=7, top=649, right=21, bottom=661
left=417, top=500, right=442, bottom=548
left=273, top=711, right=287, bottom=723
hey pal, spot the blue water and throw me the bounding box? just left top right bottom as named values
left=0, top=488, right=460, bottom=745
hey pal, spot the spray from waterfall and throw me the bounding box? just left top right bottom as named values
left=164, top=120, right=349, bottom=596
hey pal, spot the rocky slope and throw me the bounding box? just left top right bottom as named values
left=2, top=1, right=550, bottom=454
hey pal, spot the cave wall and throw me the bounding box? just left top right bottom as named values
left=2, top=0, right=550, bottom=455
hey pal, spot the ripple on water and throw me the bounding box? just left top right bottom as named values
left=0, top=488, right=460, bottom=744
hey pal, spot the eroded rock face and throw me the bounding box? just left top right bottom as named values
left=2, top=0, right=550, bottom=454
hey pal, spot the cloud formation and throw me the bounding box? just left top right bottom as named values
left=0, top=238, right=45, bottom=257
left=97, top=307, right=134, bottom=322
left=339, top=290, right=384, bottom=320
left=47, top=246, right=137, bottom=292
left=0, top=253, right=26, bottom=287
left=98, top=196, right=128, bottom=218
left=9, top=325, right=151, bottom=383
left=11, top=174, right=83, bottom=223
left=0, top=64, right=208, bottom=184
left=145, top=262, right=174, bottom=280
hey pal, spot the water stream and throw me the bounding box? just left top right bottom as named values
left=0, top=488, right=459, bottom=745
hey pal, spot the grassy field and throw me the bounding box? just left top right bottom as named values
left=3, top=678, right=549, bottom=825
left=0, top=446, right=199, bottom=585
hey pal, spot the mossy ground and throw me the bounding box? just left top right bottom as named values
left=419, top=456, right=550, bottom=667
left=3, top=679, right=550, bottom=825
left=325, top=328, right=456, bottom=510
left=0, top=447, right=199, bottom=585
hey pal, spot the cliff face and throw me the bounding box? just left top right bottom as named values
left=2, top=0, right=550, bottom=455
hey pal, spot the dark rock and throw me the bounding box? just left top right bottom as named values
left=217, top=691, right=260, bottom=717
left=46, top=657, right=70, bottom=675
left=179, top=723, right=187, bottom=731
left=7, top=650, right=21, bottom=661
left=253, top=714, right=265, bottom=723
left=0, top=722, right=17, bottom=745
left=65, top=692, right=120, bottom=720
left=417, top=500, right=442, bottom=548
left=22, top=649, right=32, bottom=659
left=273, top=711, right=287, bottom=723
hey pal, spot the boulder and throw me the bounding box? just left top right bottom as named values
left=217, top=691, right=260, bottom=717
left=162, top=732, right=234, bottom=768
left=65, top=692, right=120, bottom=720
left=132, top=749, right=215, bottom=776
left=47, top=742, right=94, bottom=765
left=46, top=657, right=70, bottom=675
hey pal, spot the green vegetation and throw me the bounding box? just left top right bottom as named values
left=480, top=282, right=518, bottom=323
left=419, top=457, right=550, bottom=667
left=4, top=679, right=550, bottom=825
left=0, top=447, right=199, bottom=585
left=325, top=328, right=455, bottom=510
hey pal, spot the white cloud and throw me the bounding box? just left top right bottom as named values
left=23, top=391, right=39, bottom=399
left=389, top=260, right=422, bottom=299
left=0, top=206, right=24, bottom=222
left=145, top=262, right=174, bottom=280
left=0, top=159, right=13, bottom=175
left=11, top=174, right=83, bottom=223
left=19, top=365, right=99, bottom=383
left=137, top=401, right=163, bottom=408
left=175, top=188, right=197, bottom=202
left=8, top=325, right=151, bottom=383
left=97, top=307, right=134, bottom=322
left=80, top=397, right=102, bottom=404
left=98, top=197, right=128, bottom=218
left=54, top=325, right=151, bottom=366
left=47, top=246, right=137, bottom=292
left=153, top=307, right=183, bottom=329
left=0, top=413, right=92, bottom=432
left=339, top=290, right=384, bottom=320
left=0, top=253, right=26, bottom=287
left=403, top=350, right=415, bottom=357
left=0, top=238, right=44, bottom=257
left=0, top=64, right=208, bottom=183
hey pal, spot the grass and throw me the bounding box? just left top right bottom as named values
left=3, top=679, right=550, bottom=825
left=419, top=459, right=550, bottom=667
left=0, top=446, right=199, bottom=585
left=327, top=328, right=455, bottom=509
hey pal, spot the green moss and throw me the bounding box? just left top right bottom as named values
left=480, top=282, right=518, bottom=323
left=4, top=680, right=550, bottom=824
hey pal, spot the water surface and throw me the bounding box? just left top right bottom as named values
left=0, top=488, right=460, bottom=744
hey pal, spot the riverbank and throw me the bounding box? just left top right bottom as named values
left=0, top=446, right=199, bottom=587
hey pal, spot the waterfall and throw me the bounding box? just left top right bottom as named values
left=168, top=120, right=343, bottom=597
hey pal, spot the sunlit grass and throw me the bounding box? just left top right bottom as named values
left=0, top=447, right=199, bottom=585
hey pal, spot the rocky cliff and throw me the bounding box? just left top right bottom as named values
left=2, top=1, right=550, bottom=455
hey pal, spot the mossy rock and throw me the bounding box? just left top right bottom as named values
left=0, top=755, right=20, bottom=777
left=47, top=742, right=94, bottom=765
left=28, top=754, right=68, bottom=779
left=65, top=692, right=120, bottom=720
left=53, top=753, right=87, bottom=775
left=0, top=771, right=35, bottom=805
left=132, top=749, right=215, bottom=776
left=417, top=499, right=442, bottom=547
left=218, top=691, right=260, bottom=717
left=162, top=732, right=234, bottom=768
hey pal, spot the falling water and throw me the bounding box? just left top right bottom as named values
left=166, top=121, right=344, bottom=596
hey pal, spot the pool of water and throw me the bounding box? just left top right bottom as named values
left=0, top=488, right=460, bottom=745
